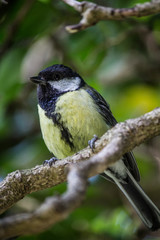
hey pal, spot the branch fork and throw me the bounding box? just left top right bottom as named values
left=0, top=108, right=160, bottom=239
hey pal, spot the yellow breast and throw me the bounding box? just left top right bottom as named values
left=38, top=89, right=108, bottom=159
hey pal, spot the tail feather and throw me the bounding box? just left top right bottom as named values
left=104, top=169, right=160, bottom=231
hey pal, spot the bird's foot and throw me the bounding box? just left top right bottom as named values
left=88, top=134, right=99, bottom=152
left=43, top=157, right=58, bottom=167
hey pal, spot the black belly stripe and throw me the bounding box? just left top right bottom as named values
left=59, top=123, right=74, bottom=149
left=50, top=112, right=74, bottom=149
left=38, top=85, right=74, bottom=149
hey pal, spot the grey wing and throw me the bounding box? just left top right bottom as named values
left=85, top=85, right=117, bottom=126
left=85, top=85, right=140, bottom=182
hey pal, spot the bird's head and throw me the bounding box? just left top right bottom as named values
left=30, top=64, right=85, bottom=93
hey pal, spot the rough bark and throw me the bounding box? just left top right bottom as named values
left=0, top=108, right=160, bottom=239
left=62, top=0, right=160, bottom=32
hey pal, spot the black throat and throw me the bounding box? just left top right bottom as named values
left=37, top=83, right=64, bottom=118
left=37, top=83, right=75, bottom=150
left=37, top=77, right=85, bottom=118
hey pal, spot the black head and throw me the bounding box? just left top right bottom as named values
left=30, top=64, right=85, bottom=113
left=39, top=64, right=81, bottom=81
left=30, top=64, right=84, bottom=87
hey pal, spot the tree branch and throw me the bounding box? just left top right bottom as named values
left=0, top=167, right=88, bottom=239
left=0, top=108, right=160, bottom=239
left=62, top=0, right=160, bottom=32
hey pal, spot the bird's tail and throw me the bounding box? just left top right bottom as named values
left=104, top=169, right=160, bottom=231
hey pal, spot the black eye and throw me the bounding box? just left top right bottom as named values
left=54, top=73, right=61, bottom=81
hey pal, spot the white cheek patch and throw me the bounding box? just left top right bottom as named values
left=49, top=77, right=81, bottom=92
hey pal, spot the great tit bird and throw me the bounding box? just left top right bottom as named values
left=30, top=64, right=160, bottom=231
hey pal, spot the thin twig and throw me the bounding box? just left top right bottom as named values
left=62, top=0, right=160, bottom=32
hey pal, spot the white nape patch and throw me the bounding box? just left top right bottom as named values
left=49, top=77, right=81, bottom=92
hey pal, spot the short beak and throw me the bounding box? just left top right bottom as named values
left=30, top=76, right=45, bottom=84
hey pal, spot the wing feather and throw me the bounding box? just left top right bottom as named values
left=84, top=85, right=140, bottom=181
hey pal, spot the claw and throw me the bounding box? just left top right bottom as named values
left=88, top=134, right=98, bottom=152
left=43, top=157, right=58, bottom=167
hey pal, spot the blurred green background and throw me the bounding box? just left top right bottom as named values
left=0, top=0, right=160, bottom=239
